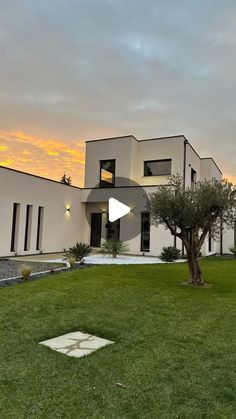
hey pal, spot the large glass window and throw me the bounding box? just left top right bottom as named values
left=141, top=212, right=150, bottom=252
left=144, top=159, right=171, bottom=176
left=100, top=159, right=115, bottom=187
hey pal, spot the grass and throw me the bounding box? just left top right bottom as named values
left=0, top=257, right=235, bottom=418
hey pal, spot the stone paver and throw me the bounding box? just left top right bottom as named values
left=40, top=331, right=114, bottom=358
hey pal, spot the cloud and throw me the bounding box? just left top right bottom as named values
left=0, top=0, right=235, bottom=183
left=0, top=130, right=85, bottom=185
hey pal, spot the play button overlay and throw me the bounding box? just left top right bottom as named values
left=85, top=176, right=147, bottom=242
left=108, top=198, right=131, bottom=222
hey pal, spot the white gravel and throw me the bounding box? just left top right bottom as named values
left=84, top=255, right=186, bottom=265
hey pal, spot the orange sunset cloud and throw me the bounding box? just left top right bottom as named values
left=0, top=130, right=85, bottom=186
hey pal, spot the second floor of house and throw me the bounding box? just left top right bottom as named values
left=84, top=134, right=222, bottom=189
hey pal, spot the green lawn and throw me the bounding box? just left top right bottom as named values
left=0, top=258, right=235, bottom=419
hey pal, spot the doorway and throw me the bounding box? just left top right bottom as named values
left=90, top=213, right=102, bottom=247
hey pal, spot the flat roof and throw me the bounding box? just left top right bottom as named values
left=0, top=133, right=223, bottom=183
left=86, top=134, right=186, bottom=143
left=86, top=134, right=222, bottom=174
left=0, top=165, right=81, bottom=189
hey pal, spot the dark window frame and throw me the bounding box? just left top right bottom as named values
left=191, top=168, right=197, bottom=190
left=99, top=159, right=116, bottom=188
left=36, top=206, right=44, bottom=251
left=10, top=203, right=20, bottom=252
left=144, top=159, right=172, bottom=177
left=24, top=204, right=33, bottom=251
left=208, top=227, right=212, bottom=252
left=141, top=211, right=150, bottom=252
left=234, top=220, right=236, bottom=246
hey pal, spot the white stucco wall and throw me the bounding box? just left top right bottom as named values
left=0, top=167, right=84, bottom=257
left=0, top=135, right=231, bottom=258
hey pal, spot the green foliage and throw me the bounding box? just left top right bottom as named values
left=20, top=264, right=32, bottom=280
left=148, top=175, right=236, bottom=284
left=100, top=239, right=129, bottom=258
left=148, top=175, right=236, bottom=240
left=160, top=246, right=182, bottom=262
left=229, top=245, right=236, bottom=258
left=64, top=242, right=91, bottom=262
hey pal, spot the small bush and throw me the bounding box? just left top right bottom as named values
left=20, top=264, right=32, bottom=280
left=68, top=257, right=77, bottom=269
left=229, top=245, right=236, bottom=258
left=64, top=242, right=92, bottom=262
left=160, top=246, right=182, bottom=262
left=100, top=240, right=129, bottom=258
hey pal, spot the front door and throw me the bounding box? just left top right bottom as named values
left=90, top=213, right=102, bottom=247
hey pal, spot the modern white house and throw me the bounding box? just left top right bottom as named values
left=0, top=134, right=235, bottom=258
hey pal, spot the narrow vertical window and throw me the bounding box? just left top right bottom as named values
left=36, top=206, right=44, bottom=251
left=191, top=168, right=197, bottom=190
left=10, top=203, right=20, bottom=252
left=234, top=221, right=236, bottom=246
left=24, top=205, right=33, bottom=251
left=141, top=212, right=150, bottom=252
left=208, top=227, right=212, bottom=252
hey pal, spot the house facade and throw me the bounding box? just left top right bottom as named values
left=0, top=134, right=235, bottom=257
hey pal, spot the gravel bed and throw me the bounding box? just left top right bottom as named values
left=0, top=260, right=92, bottom=289
left=0, top=259, right=65, bottom=280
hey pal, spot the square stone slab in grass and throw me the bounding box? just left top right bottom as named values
left=40, top=331, right=114, bottom=358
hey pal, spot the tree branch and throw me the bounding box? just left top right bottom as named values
left=164, top=219, right=182, bottom=239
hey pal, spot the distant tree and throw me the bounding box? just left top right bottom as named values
left=60, top=173, right=72, bottom=185
left=148, top=175, right=236, bottom=286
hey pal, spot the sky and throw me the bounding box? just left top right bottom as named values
left=0, top=0, right=235, bottom=186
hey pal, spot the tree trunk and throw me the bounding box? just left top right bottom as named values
left=186, top=247, right=204, bottom=285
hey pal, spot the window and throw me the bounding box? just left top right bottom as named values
left=24, top=205, right=33, bottom=251
left=234, top=221, right=236, bottom=246
left=191, top=168, right=197, bottom=189
left=100, top=159, right=115, bottom=188
left=144, top=159, right=171, bottom=176
left=36, top=206, right=44, bottom=251
left=141, top=212, right=150, bottom=252
left=10, top=203, right=20, bottom=252
left=208, top=227, right=212, bottom=253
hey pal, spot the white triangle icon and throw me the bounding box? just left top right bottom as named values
left=108, top=198, right=131, bottom=222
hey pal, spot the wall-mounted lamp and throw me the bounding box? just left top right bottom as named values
left=66, top=206, right=71, bottom=212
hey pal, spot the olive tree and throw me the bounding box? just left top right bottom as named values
left=148, top=175, right=236, bottom=285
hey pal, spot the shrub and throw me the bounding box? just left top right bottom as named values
left=100, top=240, right=129, bottom=258
left=68, top=257, right=77, bottom=269
left=20, top=264, right=32, bottom=280
left=64, top=242, right=92, bottom=262
left=229, top=245, right=236, bottom=258
left=160, top=246, right=182, bottom=262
